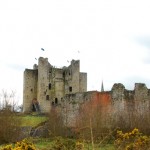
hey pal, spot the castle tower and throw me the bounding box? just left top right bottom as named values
left=64, top=60, right=80, bottom=94
left=23, top=69, right=38, bottom=113
left=79, top=71, right=87, bottom=92
left=37, top=57, right=51, bottom=113
left=23, top=57, right=87, bottom=113
left=51, top=66, right=64, bottom=105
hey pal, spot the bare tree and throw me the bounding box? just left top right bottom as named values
left=76, top=100, right=99, bottom=150
left=0, top=89, right=19, bottom=111
left=0, top=90, right=22, bottom=144
left=75, top=96, right=113, bottom=149
left=47, top=107, right=65, bottom=137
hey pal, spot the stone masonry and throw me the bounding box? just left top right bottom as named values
left=23, top=57, right=87, bottom=113
left=23, top=57, right=150, bottom=128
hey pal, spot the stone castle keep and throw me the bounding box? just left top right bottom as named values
left=23, top=57, right=87, bottom=113
left=23, top=57, right=150, bottom=127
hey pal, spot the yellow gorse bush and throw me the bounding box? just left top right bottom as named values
left=1, top=144, right=13, bottom=150
left=76, top=141, right=84, bottom=150
left=0, top=139, right=36, bottom=150
left=115, top=128, right=150, bottom=150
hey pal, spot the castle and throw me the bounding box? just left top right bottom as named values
left=23, top=57, right=150, bottom=128
left=23, top=57, right=87, bottom=113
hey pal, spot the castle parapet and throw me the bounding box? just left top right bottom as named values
left=134, top=83, right=148, bottom=100
left=111, top=83, right=125, bottom=100
left=33, top=64, right=38, bottom=70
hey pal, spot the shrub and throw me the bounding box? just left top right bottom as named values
left=47, top=108, right=66, bottom=137
left=50, top=136, right=76, bottom=150
left=114, top=128, right=150, bottom=150
left=76, top=141, right=84, bottom=150
left=0, top=109, right=22, bottom=144
left=0, top=139, right=36, bottom=150
left=0, top=144, right=13, bottom=150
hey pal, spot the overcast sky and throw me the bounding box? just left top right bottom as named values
left=0, top=0, right=150, bottom=103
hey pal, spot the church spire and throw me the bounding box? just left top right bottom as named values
left=101, top=80, right=104, bottom=92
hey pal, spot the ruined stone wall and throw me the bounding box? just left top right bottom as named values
left=71, top=60, right=80, bottom=93
left=64, top=65, right=72, bottom=94
left=65, top=60, right=80, bottom=94
left=110, top=83, right=150, bottom=129
left=79, top=72, right=87, bottom=92
left=23, top=69, right=38, bottom=113
left=61, top=91, right=112, bottom=127
left=111, top=83, right=126, bottom=113
left=61, top=83, right=150, bottom=128
left=54, top=68, right=64, bottom=104
left=110, top=83, right=150, bottom=114
left=134, top=83, right=150, bottom=114
left=37, top=57, right=51, bottom=113
left=48, top=65, right=56, bottom=102
left=62, top=92, right=96, bottom=126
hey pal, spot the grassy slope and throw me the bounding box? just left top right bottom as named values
left=20, top=115, right=115, bottom=149
left=0, top=114, right=115, bottom=149
left=20, top=114, right=48, bottom=127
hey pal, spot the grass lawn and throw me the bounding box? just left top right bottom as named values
left=0, top=114, right=116, bottom=149
left=20, top=114, right=48, bottom=127
left=33, top=138, right=53, bottom=150
left=0, top=138, right=115, bottom=150
left=18, top=115, right=115, bottom=149
left=83, top=143, right=115, bottom=150
left=33, top=138, right=115, bottom=150
left=98, top=144, right=115, bottom=150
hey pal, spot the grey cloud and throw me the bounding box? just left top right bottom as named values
left=136, top=36, right=150, bottom=49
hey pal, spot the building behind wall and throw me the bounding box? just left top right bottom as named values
left=23, top=57, right=87, bottom=113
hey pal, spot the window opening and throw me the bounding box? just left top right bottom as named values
left=52, top=101, right=54, bottom=106
left=55, top=98, right=58, bottom=104
left=46, top=95, right=49, bottom=100
left=69, top=86, right=72, bottom=92
left=63, top=72, right=65, bottom=77
left=32, top=98, right=40, bottom=112
left=49, top=83, right=51, bottom=90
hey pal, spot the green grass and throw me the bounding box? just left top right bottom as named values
left=0, top=114, right=116, bottom=149
left=33, top=138, right=115, bottom=150
left=33, top=138, right=53, bottom=150
left=82, top=143, right=115, bottom=150
left=20, top=115, right=48, bottom=127
left=98, top=144, right=115, bottom=150
left=0, top=137, right=115, bottom=150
